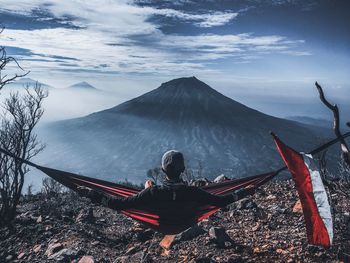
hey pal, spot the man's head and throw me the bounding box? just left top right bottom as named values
left=161, top=150, right=185, bottom=179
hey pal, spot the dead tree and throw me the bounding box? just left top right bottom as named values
left=41, top=177, right=63, bottom=196
left=0, top=28, right=29, bottom=90
left=0, top=85, right=47, bottom=225
left=315, top=82, right=350, bottom=167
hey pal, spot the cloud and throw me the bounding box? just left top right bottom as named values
left=0, top=0, right=309, bottom=77
left=0, top=0, right=238, bottom=31
left=151, top=9, right=238, bottom=27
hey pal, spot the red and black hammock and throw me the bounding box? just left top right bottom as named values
left=37, top=166, right=279, bottom=234
left=0, top=148, right=280, bottom=233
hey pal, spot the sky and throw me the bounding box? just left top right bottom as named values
left=0, top=0, right=349, bottom=120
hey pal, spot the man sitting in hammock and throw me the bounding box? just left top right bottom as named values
left=78, top=150, right=255, bottom=231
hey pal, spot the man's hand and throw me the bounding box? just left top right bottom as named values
left=144, top=180, right=155, bottom=189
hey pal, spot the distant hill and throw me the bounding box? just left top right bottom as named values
left=41, top=77, right=328, bottom=182
left=67, top=81, right=98, bottom=91
left=6, top=77, right=51, bottom=89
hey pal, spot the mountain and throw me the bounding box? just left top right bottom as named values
left=6, top=77, right=51, bottom=89
left=40, top=77, right=327, bottom=182
left=67, top=81, right=98, bottom=91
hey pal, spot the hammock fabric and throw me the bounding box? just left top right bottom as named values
left=36, top=165, right=278, bottom=234
left=0, top=147, right=279, bottom=234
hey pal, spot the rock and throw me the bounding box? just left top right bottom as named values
left=17, top=252, right=25, bottom=259
left=266, top=194, right=276, bottom=200
left=33, top=244, right=41, bottom=253
left=126, top=246, right=137, bottom=254
left=214, top=174, right=229, bottom=183
left=5, top=255, right=13, bottom=261
left=114, top=251, right=145, bottom=263
left=208, top=227, right=233, bottom=248
left=252, top=223, right=260, bottom=232
left=195, top=257, right=216, bottom=262
left=49, top=248, right=80, bottom=262
left=136, top=228, right=154, bottom=242
left=159, top=224, right=206, bottom=249
left=255, top=207, right=268, bottom=220
left=292, top=200, right=303, bottom=214
left=45, top=242, right=63, bottom=257
left=159, top=235, right=176, bottom=250
left=91, top=241, right=99, bottom=246
left=36, top=215, right=43, bottom=223
left=78, top=255, right=95, bottom=263
left=76, top=208, right=94, bottom=223
left=236, top=198, right=257, bottom=210
left=175, top=224, right=206, bottom=242
left=270, top=205, right=286, bottom=214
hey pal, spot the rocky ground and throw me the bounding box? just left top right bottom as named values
left=0, top=180, right=349, bottom=263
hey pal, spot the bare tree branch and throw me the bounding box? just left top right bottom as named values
left=315, top=81, right=350, bottom=166
left=0, top=29, right=30, bottom=90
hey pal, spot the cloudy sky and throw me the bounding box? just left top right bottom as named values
left=0, top=0, right=349, bottom=119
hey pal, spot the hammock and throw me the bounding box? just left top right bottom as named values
left=38, top=166, right=279, bottom=234
left=0, top=148, right=279, bottom=234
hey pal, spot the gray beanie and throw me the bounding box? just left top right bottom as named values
left=161, top=150, right=185, bottom=176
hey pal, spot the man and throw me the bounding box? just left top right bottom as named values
left=79, top=150, right=255, bottom=230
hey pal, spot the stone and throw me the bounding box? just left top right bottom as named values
left=208, top=227, right=233, bottom=248
left=195, top=257, right=216, bottom=263
left=236, top=198, right=257, bottom=210
left=175, top=224, right=206, bottom=242
left=255, top=207, right=268, bottom=220
left=17, top=252, right=26, bottom=259
left=214, top=174, right=229, bottom=183
left=266, top=194, right=276, bottom=200
left=45, top=242, right=63, bottom=257
left=136, top=228, right=154, bottom=242
left=126, top=246, right=137, bottom=254
left=292, top=200, right=303, bottom=214
left=33, top=244, right=42, bottom=253
left=159, top=224, right=206, bottom=249
left=114, top=251, right=145, bottom=263
left=252, top=223, right=260, bottom=232
left=159, top=235, right=176, bottom=250
left=36, top=215, right=43, bottom=223
left=78, top=255, right=95, bottom=263
left=76, top=208, right=94, bottom=223
left=49, top=248, right=80, bottom=262
left=5, top=255, right=13, bottom=261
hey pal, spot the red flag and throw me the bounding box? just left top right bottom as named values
left=273, top=134, right=333, bottom=249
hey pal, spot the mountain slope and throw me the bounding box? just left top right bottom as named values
left=41, top=77, right=325, bottom=182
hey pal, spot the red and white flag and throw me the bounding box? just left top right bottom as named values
left=273, top=134, right=333, bottom=249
